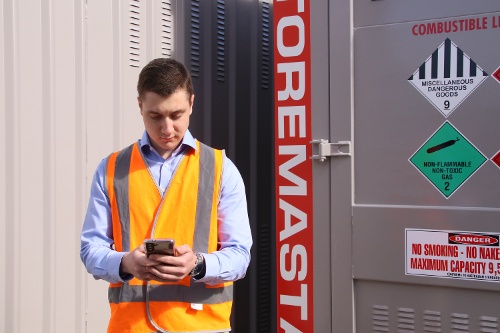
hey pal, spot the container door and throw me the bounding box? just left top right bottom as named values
left=352, top=1, right=500, bottom=332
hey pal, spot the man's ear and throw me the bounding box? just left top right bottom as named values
left=189, top=94, right=195, bottom=115
left=137, top=96, right=143, bottom=114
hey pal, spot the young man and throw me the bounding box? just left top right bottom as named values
left=81, top=58, right=252, bottom=332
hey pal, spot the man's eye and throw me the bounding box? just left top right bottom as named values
left=150, top=115, right=162, bottom=120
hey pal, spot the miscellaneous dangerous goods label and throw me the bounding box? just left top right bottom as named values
left=409, top=121, right=487, bottom=198
left=406, top=229, right=500, bottom=283
left=408, top=38, right=488, bottom=117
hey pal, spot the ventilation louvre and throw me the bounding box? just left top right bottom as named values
left=372, top=305, right=390, bottom=332
left=190, top=0, right=201, bottom=77
left=398, top=307, right=416, bottom=333
left=216, top=0, right=225, bottom=82
left=451, top=313, right=470, bottom=332
left=479, top=316, right=498, bottom=333
left=423, top=310, right=442, bottom=333
left=129, top=0, right=141, bottom=67
left=161, top=0, right=173, bottom=58
left=260, top=1, right=271, bottom=89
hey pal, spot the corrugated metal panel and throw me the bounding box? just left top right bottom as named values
left=0, top=0, right=8, bottom=331
left=1, top=0, right=87, bottom=332
left=85, top=0, right=146, bottom=331
left=1, top=0, right=274, bottom=332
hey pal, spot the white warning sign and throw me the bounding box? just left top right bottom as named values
left=408, top=38, right=488, bottom=117
left=406, top=228, right=500, bottom=282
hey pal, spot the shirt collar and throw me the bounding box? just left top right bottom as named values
left=139, top=129, right=197, bottom=157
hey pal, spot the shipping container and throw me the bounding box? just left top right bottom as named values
left=274, top=0, right=500, bottom=332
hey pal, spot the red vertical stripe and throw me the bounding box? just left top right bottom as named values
left=274, top=1, right=314, bottom=332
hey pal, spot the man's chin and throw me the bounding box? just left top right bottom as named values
left=159, top=141, right=179, bottom=151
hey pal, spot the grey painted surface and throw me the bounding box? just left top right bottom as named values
left=354, top=0, right=500, bottom=27
left=310, top=0, right=355, bottom=332
left=353, top=3, right=500, bottom=332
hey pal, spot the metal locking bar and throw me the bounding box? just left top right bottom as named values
left=310, top=139, right=351, bottom=162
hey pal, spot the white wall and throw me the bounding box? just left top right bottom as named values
left=0, top=0, right=178, bottom=331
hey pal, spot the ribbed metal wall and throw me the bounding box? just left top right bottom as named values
left=0, top=0, right=274, bottom=332
left=1, top=0, right=87, bottom=332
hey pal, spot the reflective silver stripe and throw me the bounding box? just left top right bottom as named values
left=109, top=283, right=233, bottom=304
left=113, top=143, right=135, bottom=252
left=193, top=143, right=216, bottom=253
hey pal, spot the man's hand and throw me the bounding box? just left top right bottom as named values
left=147, top=244, right=198, bottom=282
left=120, top=244, right=162, bottom=281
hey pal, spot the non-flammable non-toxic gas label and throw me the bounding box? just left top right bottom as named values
left=408, top=38, right=488, bottom=117
left=406, top=229, right=500, bottom=283
left=409, top=121, right=486, bottom=198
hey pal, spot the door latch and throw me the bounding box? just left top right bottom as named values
left=310, top=139, right=351, bottom=162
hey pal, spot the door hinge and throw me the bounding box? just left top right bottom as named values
left=310, top=139, right=351, bottom=162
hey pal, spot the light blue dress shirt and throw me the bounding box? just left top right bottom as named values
left=80, top=130, right=252, bottom=285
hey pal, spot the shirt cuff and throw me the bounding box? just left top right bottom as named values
left=109, top=251, right=133, bottom=282
left=194, top=253, right=218, bottom=283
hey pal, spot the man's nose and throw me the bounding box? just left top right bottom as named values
left=162, top=118, right=173, bottom=133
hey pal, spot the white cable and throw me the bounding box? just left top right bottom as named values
left=146, top=281, right=170, bottom=333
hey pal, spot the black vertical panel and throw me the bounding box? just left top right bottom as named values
left=233, top=1, right=275, bottom=332
left=211, top=0, right=229, bottom=149
left=233, top=1, right=254, bottom=331
left=256, top=1, right=276, bottom=330
left=187, top=0, right=204, bottom=140
left=182, top=1, right=275, bottom=332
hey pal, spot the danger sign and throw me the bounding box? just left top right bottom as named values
left=406, top=229, right=500, bottom=282
left=408, top=38, right=488, bottom=117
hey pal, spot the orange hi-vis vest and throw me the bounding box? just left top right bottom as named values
left=105, top=141, right=233, bottom=333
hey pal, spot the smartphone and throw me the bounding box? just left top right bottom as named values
left=144, top=238, right=175, bottom=257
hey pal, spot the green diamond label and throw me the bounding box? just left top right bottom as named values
left=409, top=121, right=487, bottom=198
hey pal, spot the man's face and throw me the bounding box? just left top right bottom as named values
left=138, top=89, right=194, bottom=159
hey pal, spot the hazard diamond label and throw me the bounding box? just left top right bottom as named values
left=408, top=38, right=488, bottom=117
left=409, top=121, right=487, bottom=198
left=491, top=150, right=500, bottom=169
left=492, top=66, right=500, bottom=85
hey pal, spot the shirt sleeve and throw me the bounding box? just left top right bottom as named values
left=196, top=155, right=253, bottom=285
left=80, top=158, right=131, bottom=283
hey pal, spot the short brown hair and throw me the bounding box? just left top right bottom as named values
left=137, top=58, right=194, bottom=99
